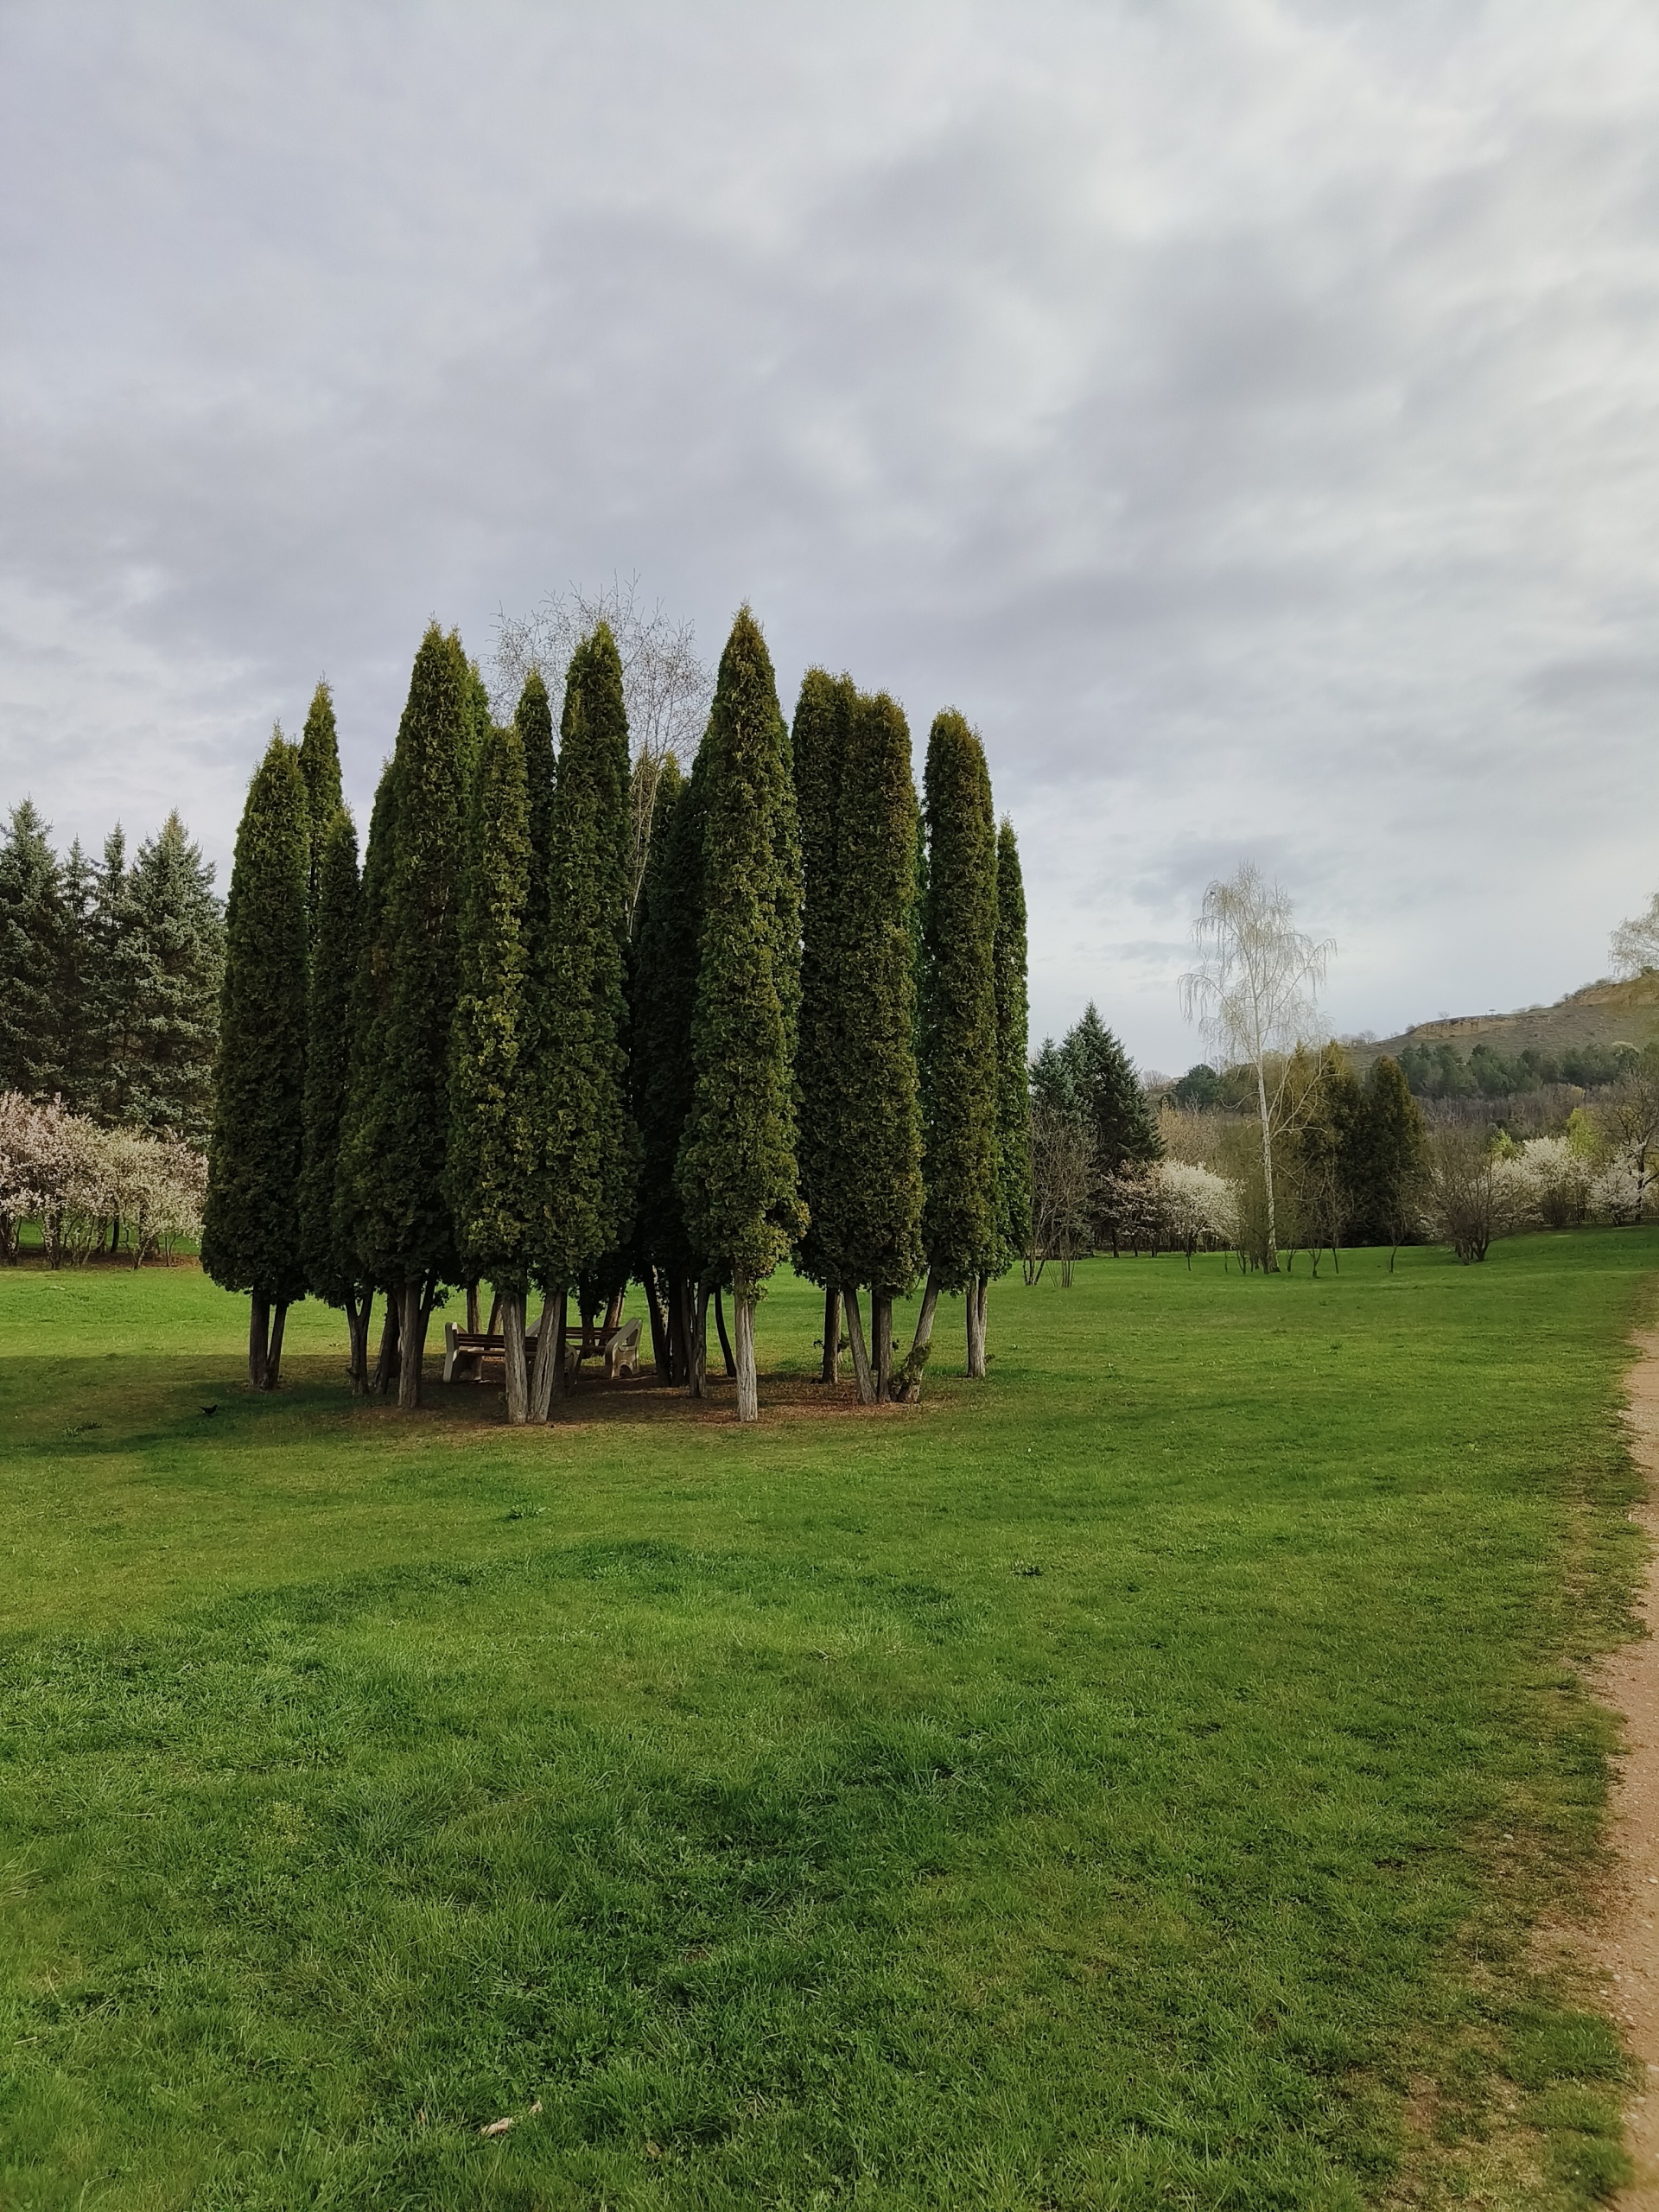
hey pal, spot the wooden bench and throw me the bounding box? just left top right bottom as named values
left=442, top=1315, right=642, bottom=1383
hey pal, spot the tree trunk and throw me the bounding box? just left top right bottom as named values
left=530, top=1288, right=567, bottom=1420
left=733, top=1276, right=759, bottom=1423
left=965, top=1273, right=987, bottom=1378
left=264, top=1302, right=289, bottom=1390
left=714, top=1286, right=737, bottom=1377
left=820, top=1286, right=842, bottom=1382
left=501, top=1289, right=529, bottom=1424
left=605, top=1286, right=626, bottom=1332
left=397, top=1281, right=431, bottom=1409
left=873, top=1292, right=893, bottom=1401
left=249, top=1289, right=270, bottom=1390
left=485, top=1287, right=502, bottom=1338
left=373, top=1294, right=400, bottom=1396
left=644, top=1268, right=671, bottom=1380
left=347, top=1290, right=373, bottom=1397
left=843, top=1283, right=878, bottom=1405
left=687, top=1283, right=709, bottom=1398
left=976, top=1276, right=989, bottom=1365
left=899, top=1268, right=942, bottom=1402
left=666, top=1271, right=688, bottom=1384
left=466, top=1279, right=480, bottom=1332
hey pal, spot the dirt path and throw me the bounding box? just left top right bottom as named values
left=1602, top=1328, right=1659, bottom=2208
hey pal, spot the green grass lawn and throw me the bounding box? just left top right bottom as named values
left=0, top=1235, right=1652, bottom=2209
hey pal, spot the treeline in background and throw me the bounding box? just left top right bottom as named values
left=199, top=602, right=1029, bottom=1422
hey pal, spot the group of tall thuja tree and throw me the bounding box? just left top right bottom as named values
left=204, top=606, right=1030, bottom=1421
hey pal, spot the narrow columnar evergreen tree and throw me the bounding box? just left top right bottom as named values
left=908, top=709, right=999, bottom=1382
left=201, top=734, right=310, bottom=1389
left=105, top=814, right=225, bottom=1140
left=296, top=683, right=343, bottom=918
left=631, top=751, right=708, bottom=1386
left=1355, top=1054, right=1427, bottom=1265
left=989, top=817, right=1032, bottom=1301
left=336, top=760, right=401, bottom=1392
left=677, top=607, right=804, bottom=1423
left=791, top=669, right=855, bottom=1382
left=0, top=801, right=63, bottom=1098
left=836, top=690, right=925, bottom=1402
left=447, top=714, right=536, bottom=1421
left=298, top=810, right=373, bottom=1391
left=527, top=624, right=638, bottom=1419
left=336, top=623, right=469, bottom=1407
left=517, top=670, right=557, bottom=979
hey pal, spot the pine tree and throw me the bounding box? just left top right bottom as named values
left=107, top=814, right=225, bottom=1139
left=447, top=714, right=536, bottom=1420
left=83, top=828, right=130, bottom=1123
left=909, top=709, right=999, bottom=1382
left=1354, top=1054, right=1426, bottom=1264
left=991, top=818, right=1032, bottom=1281
left=677, top=607, right=804, bottom=1422
left=296, top=683, right=344, bottom=918
left=336, top=624, right=469, bottom=1406
left=201, top=734, right=310, bottom=1388
left=791, top=669, right=855, bottom=1382
left=0, top=801, right=63, bottom=1098
left=299, top=810, right=373, bottom=1389
left=526, top=624, right=638, bottom=1418
left=55, top=837, right=98, bottom=1114
left=631, top=751, right=707, bottom=1383
left=1061, top=1003, right=1162, bottom=1205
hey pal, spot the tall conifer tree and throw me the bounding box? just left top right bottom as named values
left=0, top=801, right=63, bottom=1098
left=299, top=810, right=373, bottom=1390
left=336, top=624, right=468, bottom=1406
left=908, top=710, right=999, bottom=1382
left=989, top=817, right=1032, bottom=1301
left=201, top=734, right=310, bottom=1388
left=448, top=715, right=536, bottom=1420
left=105, top=814, right=224, bottom=1139
left=527, top=625, right=638, bottom=1418
left=791, top=670, right=855, bottom=1382
left=296, top=683, right=343, bottom=917
left=336, top=760, right=400, bottom=1391
left=830, top=690, right=925, bottom=1402
left=677, top=608, right=804, bottom=1423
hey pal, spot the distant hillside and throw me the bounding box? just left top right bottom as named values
left=1347, top=975, right=1659, bottom=1075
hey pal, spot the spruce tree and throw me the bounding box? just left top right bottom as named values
left=908, top=709, right=999, bottom=1382
left=791, top=669, right=855, bottom=1382
left=108, top=814, right=225, bottom=1139
left=631, top=751, right=708, bottom=1384
left=527, top=624, right=638, bottom=1418
left=297, top=683, right=344, bottom=918
left=1061, top=1003, right=1162, bottom=1224
left=83, top=828, right=130, bottom=1123
left=677, top=607, right=804, bottom=1422
left=447, top=714, right=536, bottom=1420
left=336, top=623, right=469, bottom=1406
left=299, top=810, right=374, bottom=1390
left=991, top=818, right=1033, bottom=1285
left=201, top=734, right=310, bottom=1388
left=0, top=801, right=63, bottom=1098
left=55, top=837, right=98, bottom=1114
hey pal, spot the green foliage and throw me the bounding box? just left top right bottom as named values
left=296, top=683, right=343, bottom=916
left=791, top=669, right=854, bottom=1292
left=102, top=813, right=226, bottom=1140
left=298, top=813, right=361, bottom=1308
left=918, top=710, right=999, bottom=1291
left=530, top=625, right=638, bottom=1291
left=1398, top=1037, right=1641, bottom=1100
left=677, top=608, right=804, bottom=1293
left=632, top=753, right=704, bottom=1279
left=1351, top=1054, right=1428, bottom=1248
left=0, top=800, right=63, bottom=1097
left=459, top=653, right=494, bottom=792
left=447, top=716, right=533, bottom=1290
left=1171, top=1061, right=1227, bottom=1109
left=1053, top=1003, right=1162, bottom=1181
left=336, top=625, right=468, bottom=1291
left=334, top=762, right=397, bottom=1287
left=517, top=670, right=557, bottom=979
left=0, top=1234, right=1650, bottom=2209
left=991, top=818, right=1032, bottom=1274
left=200, top=734, right=310, bottom=1305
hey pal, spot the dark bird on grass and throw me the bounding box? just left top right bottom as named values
left=200, top=1404, right=218, bottom=1416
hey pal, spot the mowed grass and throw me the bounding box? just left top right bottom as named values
left=0, top=1236, right=1653, bottom=2210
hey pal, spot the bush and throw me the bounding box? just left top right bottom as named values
left=0, top=1092, right=205, bottom=1266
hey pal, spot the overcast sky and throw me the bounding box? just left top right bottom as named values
left=3, top=3, right=1656, bottom=1072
